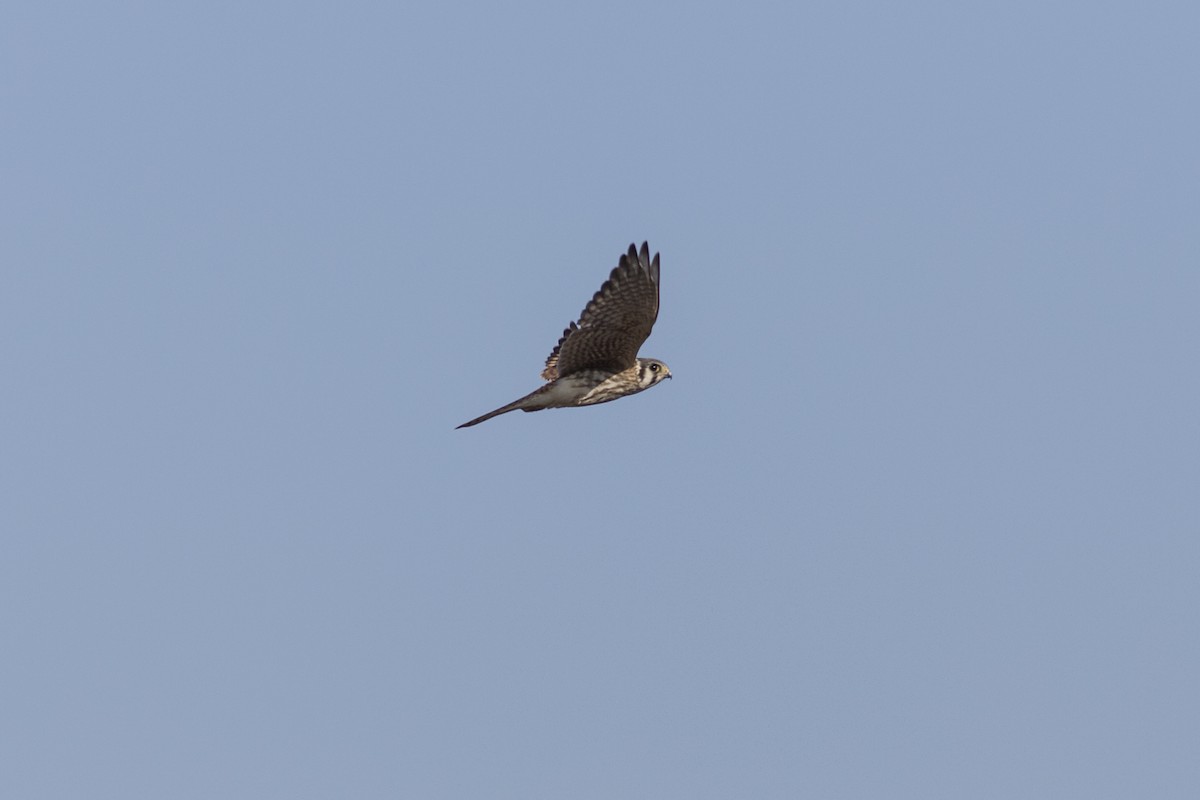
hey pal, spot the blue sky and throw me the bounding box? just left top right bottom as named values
left=3, top=2, right=1198, bottom=798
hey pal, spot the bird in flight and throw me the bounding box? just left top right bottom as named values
left=457, top=241, right=671, bottom=428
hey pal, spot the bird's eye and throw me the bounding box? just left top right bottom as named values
left=649, top=363, right=659, bottom=372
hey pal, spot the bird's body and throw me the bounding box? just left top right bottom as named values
left=458, top=242, right=671, bottom=429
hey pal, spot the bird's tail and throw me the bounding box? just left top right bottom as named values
left=457, top=383, right=561, bottom=429
left=455, top=399, right=527, bottom=429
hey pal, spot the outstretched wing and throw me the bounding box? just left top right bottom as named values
left=541, top=242, right=660, bottom=380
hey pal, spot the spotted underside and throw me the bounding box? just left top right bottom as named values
left=540, top=242, right=660, bottom=381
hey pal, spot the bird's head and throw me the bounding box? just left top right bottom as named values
left=637, top=358, right=673, bottom=389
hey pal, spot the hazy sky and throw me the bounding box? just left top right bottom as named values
left=3, top=2, right=1198, bottom=798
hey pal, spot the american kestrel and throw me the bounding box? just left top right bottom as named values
left=457, top=241, right=671, bottom=428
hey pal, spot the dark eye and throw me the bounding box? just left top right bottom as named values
left=649, top=363, right=659, bottom=372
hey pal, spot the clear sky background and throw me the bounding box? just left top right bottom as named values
left=3, top=2, right=1198, bottom=798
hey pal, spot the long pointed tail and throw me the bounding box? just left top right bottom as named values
left=456, top=398, right=527, bottom=429
left=457, top=382, right=561, bottom=429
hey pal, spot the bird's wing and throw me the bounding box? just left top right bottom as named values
left=541, top=242, right=660, bottom=380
